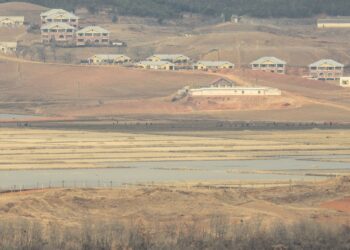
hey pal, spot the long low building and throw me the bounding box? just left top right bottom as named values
left=88, top=54, right=131, bottom=64
left=147, top=54, right=190, bottom=63
left=189, top=78, right=281, bottom=96
left=136, top=61, right=175, bottom=70
left=193, top=61, right=234, bottom=70
left=0, top=42, right=17, bottom=54
left=318, top=18, right=350, bottom=28
left=0, top=16, right=24, bottom=27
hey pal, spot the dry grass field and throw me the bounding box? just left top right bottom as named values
left=0, top=177, right=349, bottom=231
left=0, top=128, right=349, bottom=170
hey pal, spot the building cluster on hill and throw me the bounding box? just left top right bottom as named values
left=40, top=9, right=110, bottom=46
left=82, top=53, right=346, bottom=82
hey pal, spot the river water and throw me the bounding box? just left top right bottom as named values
left=0, top=157, right=348, bottom=190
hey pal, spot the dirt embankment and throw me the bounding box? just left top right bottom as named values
left=0, top=177, right=349, bottom=228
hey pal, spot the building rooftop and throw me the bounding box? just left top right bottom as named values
left=195, top=61, right=234, bottom=67
left=137, top=61, right=175, bottom=66
left=41, top=22, right=75, bottom=30
left=41, top=9, right=75, bottom=17
left=45, top=11, right=79, bottom=20
left=0, top=16, right=24, bottom=22
left=149, top=54, right=190, bottom=60
left=89, top=54, right=130, bottom=60
left=309, top=59, right=344, bottom=68
left=77, top=26, right=110, bottom=34
left=0, top=42, right=17, bottom=47
left=209, top=78, right=236, bottom=87
left=250, top=56, right=286, bottom=65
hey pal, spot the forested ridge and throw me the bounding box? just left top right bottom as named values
left=1, top=0, right=350, bottom=19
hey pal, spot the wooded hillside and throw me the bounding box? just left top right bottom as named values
left=0, top=0, right=349, bottom=19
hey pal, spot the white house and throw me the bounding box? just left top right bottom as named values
left=309, top=59, right=344, bottom=80
left=250, top=57, right=287, bottom=74
left=0, top=16, right=24, bottom=27
left=136, top=61, right=175, bottom=70
left=0, top=42, right=17, bottom=54
left=189, top=78, right=281, bottom=96
left=40, top=9, right=79, bottom=28
left=88, top=54, right=131, bottom=65
left=76, top=26, right=110, bottom=46
left=147, top=54, right=190, bottom=64
left=193, top=61, right=234, bottom=70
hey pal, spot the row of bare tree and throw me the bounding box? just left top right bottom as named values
left=0, top=217, right=349, bottom=249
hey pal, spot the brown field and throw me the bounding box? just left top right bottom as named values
left=0, top=177, right=349, bottom=229
left=0, top=128, right=350, bottom=170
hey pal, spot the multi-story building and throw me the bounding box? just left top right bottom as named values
left=250, top=57, right=286, bottom=74
left=0, top=16, right=24, bottom=27
left=41, top=9, right=79, bottom=28
left=309, top=59, right=344, bottom=80
left=41, top=22, right=76, bottom=44
left=76, top=26, right=110, bottom=46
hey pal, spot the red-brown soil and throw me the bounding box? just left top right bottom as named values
left=321, top=197, right=350, bottom=213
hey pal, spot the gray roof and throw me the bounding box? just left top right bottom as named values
left=309, top=59, right=344, bottom=68
left=77, top=26, right=109, bottom=34
left=41, top=9, right=72, bottom=17
left=250, top=56, right=286, bottom=65
left=137, top=61, right=175, bottom=66
left=195, top=61, right=234, bottom=67
left=148, top=54, right=190, bottom=60
left=45, top=11, right=79, bottom=20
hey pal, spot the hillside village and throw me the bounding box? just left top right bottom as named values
left=1, top=7, right=349, bottom=86
left=0, top=2, right=350, bottom=115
